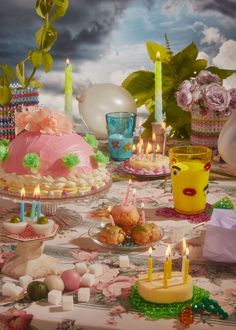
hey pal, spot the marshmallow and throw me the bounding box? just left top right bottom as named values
left=2, top=283, right=23, bottom=297
left=77, top=287, right=90, bottom=303
left=75, top=262, right=88, bottom=276
left=62, top=296, right=74, bottom=311
left=88, top=263, right=103, bottom=276
left=19, top=275, right=33, bottom=290
left=119, top=255, right=129, bottom=268
left=48, top=290, right=62, bottom=305
left=81, top=273, right=96, bottom=287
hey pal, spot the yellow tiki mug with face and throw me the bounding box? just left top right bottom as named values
left=169, top=146, right=212, bottom=215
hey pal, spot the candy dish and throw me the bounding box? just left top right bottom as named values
left=88, top=222, right=164, bottom=251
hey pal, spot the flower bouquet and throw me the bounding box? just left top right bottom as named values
left=176, top=70, right=236, bottom=149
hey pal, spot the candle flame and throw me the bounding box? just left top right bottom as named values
left=148, top=247, right=152, bottom=256
left=108, top=206, right=111, bottom=213
left=140, top=138, right=144, bottom=146
left=152, top=132, right=156, bottom=143
left=133, top=188, right=136, bottom=197
left=141, top=202, right=144, bottom=209
left=156, top=144, right=160, bottom=153
left=165, top=247, right=169, bottom=259
left=168, top=245, right=172, bottom=257
left=183, top=238, right=186, bottom=254
left=128, top=179, right=132, bottom=186
left=20, top=187, right=25, bottom=199
left=145, top=142, right=152, bottom=156
left=66, top=58, right=70, bottom=65
left=186, top=247, right=189, bottom=258
left=156, top=51, right=160, bottom=60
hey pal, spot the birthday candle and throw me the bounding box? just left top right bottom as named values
left=152, top=133, right=157, bottom=161
left=36, top=185, right=41, bottom=219
left=123, top=179, right=132, bottom=205
left=183, top=247, right=190, bottom=284
left=163, top=248, right=169, bottom=289
left=108, top=206, right=115, bottom=226
left=167, top=245, right=172, bottom=279
left=64, top=58, right=73, bottom=116
left=31, top=186, right=37, bottom=221
left=154, top=51, right=163, bottom=124
left=181, top=238, right=187, bottom=273
left=132, top=188, right=136, bottom=205
left=162, top=122, right=167, bottom=156
left=140, top=202, right=145, bottom=224
left=148, top=247, right=153, bottom=282
left=20, top=187, right=25, bottom=222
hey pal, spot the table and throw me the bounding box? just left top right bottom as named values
left=0, top=162, right=236, bottom=330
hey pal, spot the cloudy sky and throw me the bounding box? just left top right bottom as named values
left=0, top=0, right=236, bottom=116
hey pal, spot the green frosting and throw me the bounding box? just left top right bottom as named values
left=23, top=153, right=40, bottom=171
left=0, top=139, right=9, bottom=161
left=95, top=150, right=109, bottom=164
left=84, top=133, right=98, bottom=149
left=62, top=153, right=80, bottom=168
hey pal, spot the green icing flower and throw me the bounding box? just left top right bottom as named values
left=23, top=153, right=40, bottom=171
left=0, top=139, right=9, bottom=161
left=62, top=153, right=80, bottom=168
left=0, top=139, right=9, bottom=147
left=95, top=150, right=109, bottom=164
left=84, top=133, right=98, bottom=149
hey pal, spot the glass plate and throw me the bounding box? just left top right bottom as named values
left=88, top=222, right=165, bottom=252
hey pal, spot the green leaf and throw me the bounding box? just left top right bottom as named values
left=173, top=42, right=198, bottom=75
left=43, top=52, right=53, bottom=72
left=0, top=64, right=15, bottom=84
left=35, top=0, right=53, bottom=18
left=51, top=0, right=69, bottom=22
left=122, top=71, right=154, bottom=107
left=0, top=85, right=12, bottom=106
left=206, top=66, right=236, bottom=80
left=31, top=50, right=44, bottom=68
left=16, top=61, right=25, bottom=86
left=146, top=41, right=171, bottom=63
left=36, top=25, right=57, bottom=52
left=193, top=59, right=207, bottom=73
left=28, top=80, right=43, bottom=88
left=0, top=144, right=9, bottom=161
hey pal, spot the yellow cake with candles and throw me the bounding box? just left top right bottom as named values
left=137, top=271, right=193, bottom=304
left=129, top=154, right=169, bottom=171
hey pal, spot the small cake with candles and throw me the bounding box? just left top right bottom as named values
left=137, top=246, right=193, bottom=304
left=98, top=223, right=126, bottom=245
left=3, top=215, right=27, bottom=234
left=0, top=107, right=110, bottom=197
left=31, top=216, right=54, bottom=236
left=111, top=204, right=140, bottom=235
left=131, top=223, right=161, bottom=245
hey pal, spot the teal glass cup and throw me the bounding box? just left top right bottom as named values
left=106, top=112, right=137, bottom=161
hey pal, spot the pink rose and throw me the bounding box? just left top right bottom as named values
left=203, top=83, right=230, bottom=112
left=0, top=309, right=33, bottom=330
left=229, top=88, right=236, bottom=109
left=196, top=70, right=221, bottom=85
left=176, top=89, right=192, bottom=111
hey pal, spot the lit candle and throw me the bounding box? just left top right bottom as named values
left=152, top=133, right=157, bottom=161
left=162, top=122, right=167, bottom=156
left=36, top=185, right=41, bottom=219
left=148, top=247, right=153, bottom=281
left=181, top=238, right=187, bottom=273
left=154, top=51, right=163, bottom=124
left=123, top=179, right=132, bottom=206
left=64, top=58, right=73, bottom=116
left=167, top=245, right=172, bottom=279
left=145, top=142, right=152, bottom=159
left=108, top=206, right=115, bottom=226
left=140, top=202, right=145, bottom=224
left=183, top=247, right=190, bottom=284
left=20, top=187, right=25, bottom=222
left=132, top=188, right=136, bottom=205
left=163, top=248, right=169, bottom=289
left=31, top=186, right=37, bottom=221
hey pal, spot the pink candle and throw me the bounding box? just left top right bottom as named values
left=108, top=206, right=115, bottom=226
left=123, top=179, right=132, bottom=205
left=141, top=202, right=145, bottom=223
left=132, top=188, right=136, bottom=205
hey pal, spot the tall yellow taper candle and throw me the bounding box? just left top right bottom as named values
left=65, top=58, right=73, bottom=116
left=183, top=247, right=190, bottom=284
left=154, top=51, right=163, bottom=124
left=163, top=248, right=169, bottom=288
left=148, top=247, right=153, bottom=281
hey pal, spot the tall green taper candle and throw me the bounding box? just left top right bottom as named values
left=154, top=51, right=163, bottom=123
left=64, top=59, right=73, bottom=116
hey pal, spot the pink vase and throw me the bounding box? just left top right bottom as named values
left=190, top=106, right=227, bottom=150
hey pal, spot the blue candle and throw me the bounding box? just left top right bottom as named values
left=20, top=187, right=25, bottom=222
left=37, top=201, right=41, bottom=219
left=31, top=201, right=36, bottom=221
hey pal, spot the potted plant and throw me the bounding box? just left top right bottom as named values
left=122, top=40, right=235, bottom=140
left=0, top=0, right=68, bottom=140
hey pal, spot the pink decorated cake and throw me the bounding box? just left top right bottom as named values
left=0, top=107, right=110, bottom=197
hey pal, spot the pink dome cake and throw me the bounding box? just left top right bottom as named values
left=0, top=107, right=110, bottom=197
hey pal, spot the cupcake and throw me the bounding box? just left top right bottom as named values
left=31, top=216, right=54, bottom=235
left=131, top=223, right=161, bottom=245
left=98, top=223, right=126, bottom=245
left=3, top=215, right=27, bottom=234
left=111, top=204, right=140, bottom=235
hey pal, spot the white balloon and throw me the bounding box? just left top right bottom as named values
left=77, top=83, right=137, bottom=139
left=218, top=111, right=236, bottom=167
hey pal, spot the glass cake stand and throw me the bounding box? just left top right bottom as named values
left=0, top=180, right=112, bottom=227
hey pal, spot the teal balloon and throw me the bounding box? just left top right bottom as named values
left=78, top=83, right=137, bottom=139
